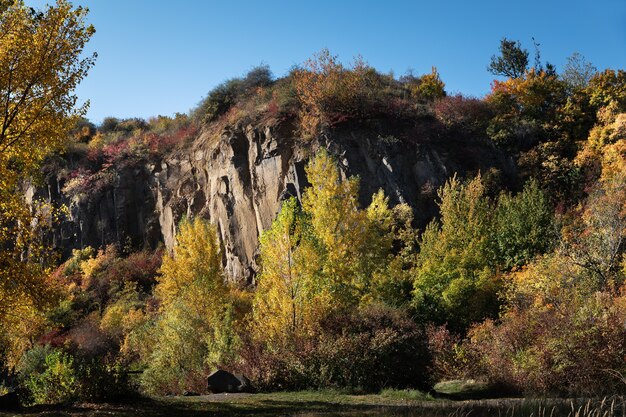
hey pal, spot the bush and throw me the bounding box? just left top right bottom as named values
left=465, top=293, right=626, bottom=396
left=19, top=347, right=77, bottom=404
left=74, top=358, right=133, bottom=402
left=433, top=94, right=492, bottom=133
left=236, top=304, right=432, bottom=392
left=193, top=65, right=273, bottom=124
left=17, top=345, right=134, bottom=403
left=314, top=304, right=432, bottom=391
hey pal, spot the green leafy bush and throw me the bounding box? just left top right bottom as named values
left=193, top=65, right=273, bottom=124
left=19, top=347, right=77, bottom=404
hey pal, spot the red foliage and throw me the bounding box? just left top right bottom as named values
left=102, top=140, right=130, bottom=166
left=68, top=318, right=112, bottom=355
left=433, top=94, right=492, bottom=132
left=143, top=123, right=198, bottom=156
left=235, top=304, right=431, bottom=391
left=426, top=325, right=466, bottom=381
left=38, top=328, right=69, bottom=348
left=465, top=298, right=626, bottom=396
left=267, top=99, right=279, bottom=117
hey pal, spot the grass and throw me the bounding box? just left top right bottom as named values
left=0, top=390, right=440, bottom=417
left=1, top=391, right=626, bottom=417
left=0, top=389, right=444, bottom=417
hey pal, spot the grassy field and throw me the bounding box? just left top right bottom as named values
left=0, top=390, right=435, bottom=417
left=1, top=390, right=624, bottom=417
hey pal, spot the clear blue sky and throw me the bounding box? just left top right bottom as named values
left=27, top=0, right=626, bottom=124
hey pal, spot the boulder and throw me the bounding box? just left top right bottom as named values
left=0, top=391, right=20, bottom=410
left=207, top=370, right=253, bottom=393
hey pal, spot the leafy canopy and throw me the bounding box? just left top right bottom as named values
left=488, top=38, right=529, bottom=79
left=0, top=0, right=95, bottom=364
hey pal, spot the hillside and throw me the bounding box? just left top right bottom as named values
left=8, top=47, right=626, bottom=402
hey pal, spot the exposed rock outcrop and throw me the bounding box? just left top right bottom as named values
left=36, top=117, right=515, bottom=284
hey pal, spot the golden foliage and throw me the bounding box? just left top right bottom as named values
left=0, top=0, right=95, bottom=362
left=253, top=150, right=399, bottom=349
left=252, top=198, right=324, bottom=346
left=140, top=217, right=236, bottom=394
left=303, top=150, right=392, bottom=305
left=156, top=217, right=226, bottom=310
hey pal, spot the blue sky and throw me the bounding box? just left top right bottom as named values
left=27, top=0, right=626, bottom=124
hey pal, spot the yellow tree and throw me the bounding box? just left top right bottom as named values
left=0, top=0, right=95, bottom=363
left=302, top=150, right=393, bottom=306
left=143, top=217, right=235, bottom=394
left=156, top=217, right=226, bottom=308
left=253, top=154, right=403, bottom=351
left=252, top=198, right=323, bottom=347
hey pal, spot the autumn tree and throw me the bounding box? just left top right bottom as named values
left=406, top=67, right=446, bottom=102
left=563, top=143, right=626, bottom=290
left=586, top=69, right=626, bottom=111
left=302, top=150, right=393, bottom=306
left=292, top=49, right=379, bottom=138
left=252, top=150, right=408, bottom=351
left=487, top=68, right=568, bottom=150
left=252, top=198, right=324, bottom=347
left=0, top=0, right=95, bottom=363
left=142, top=218, right=236, bottom=394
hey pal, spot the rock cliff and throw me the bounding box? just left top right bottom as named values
left=35, top=117, right=515, bottom=284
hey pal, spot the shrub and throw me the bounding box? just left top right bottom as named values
left=314, top=304, right=432, bottom=391
left=236, top=304, right=431, bottom=392
left=403, top=67, right=446, bottom=102
left=433, top=94, right=492, bottom=133
left=193, top=65, right=273, bottom=124
left=465, top=292, right=626, bottom=396
left=426, top=325, right=469, bottom=381
left=17, top=345, right=134, bottom=403
left=293, top=50, right=392, bottom=138
left=74, top=358, right=133, bottom=402
left=19, top=348, right=77, bottom=404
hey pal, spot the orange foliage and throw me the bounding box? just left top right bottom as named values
left=292, top=49, right=377, bottom=138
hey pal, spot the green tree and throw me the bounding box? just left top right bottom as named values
left=493, top=179, right=555, bottom=270
left=488, top=38, right=529, bottom=79
left=412, top=175, right=558, bottom=330
left=412, top=175, right=498, bottom=330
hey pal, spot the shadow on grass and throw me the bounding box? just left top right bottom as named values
left=6, top=395, right=623, bottom=417
left=3, top=398, right=457, bottom=417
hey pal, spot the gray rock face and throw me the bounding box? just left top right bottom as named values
left=39, top=118, right=515, bottom=284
